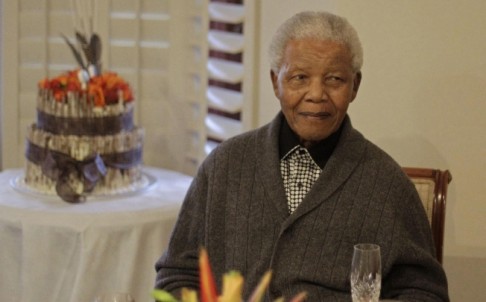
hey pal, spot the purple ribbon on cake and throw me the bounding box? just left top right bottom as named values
left=41, top=149, right=107, bottom=203
left=25, top=142, right=142, bottom=203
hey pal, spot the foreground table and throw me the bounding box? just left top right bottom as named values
left=0, top=167, right=192, bottom=302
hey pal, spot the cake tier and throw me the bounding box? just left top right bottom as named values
left=26, top=125, right=143, bottom=161
left=36, top=107, right=134, bottom=135
left=24, top=161, right=144, bottom=195
left=24, top=125, right=145, bottom=201
left=37, top=89, right=135, bottom=135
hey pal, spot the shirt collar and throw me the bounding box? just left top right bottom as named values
left=279, top=115, right=343, bottom=169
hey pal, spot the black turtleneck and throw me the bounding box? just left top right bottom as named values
left=278, top=116, right=343, bottom=169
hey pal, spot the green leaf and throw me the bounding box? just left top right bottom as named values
left=151, top=289, right=179, bottom=302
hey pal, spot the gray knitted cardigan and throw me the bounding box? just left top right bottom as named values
left=155, top=113, right=449, bottom=302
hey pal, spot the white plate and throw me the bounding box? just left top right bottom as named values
left=10, top=171, right=157, bottom=201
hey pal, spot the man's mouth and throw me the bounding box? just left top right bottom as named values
left=300, top=112, right=331, bottom=118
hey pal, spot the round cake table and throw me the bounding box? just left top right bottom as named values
left=0, top=166, right=192, bottom=302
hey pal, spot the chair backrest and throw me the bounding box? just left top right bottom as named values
left=402, top=167, right=452, bottom=264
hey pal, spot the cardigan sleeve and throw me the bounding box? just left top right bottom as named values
left=154, top=160, right=211, bottom=294
left=381, top=179, right=449, bottom=302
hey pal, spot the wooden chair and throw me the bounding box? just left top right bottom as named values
left=402, top=167, right=452, bottom=264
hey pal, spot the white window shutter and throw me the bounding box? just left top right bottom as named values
left=205, top=0, right=247, bottom=156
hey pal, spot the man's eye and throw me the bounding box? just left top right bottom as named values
left=292, top=74, right=306, bottom=81
left=325, top=76, right=347, bottom=86
left=327, top=76, right=342, bottom=82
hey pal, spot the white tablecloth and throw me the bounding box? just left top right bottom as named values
left=0, top=167, right=192, bottom=302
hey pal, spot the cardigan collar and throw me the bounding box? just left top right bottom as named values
left=255, top=112, right=368, bottom=224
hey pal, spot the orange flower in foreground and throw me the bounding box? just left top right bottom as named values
left=248, top=271, right=272, bottom=302
left=152, top=247, right=307, bottom=302
left=199, top=248, right=218, bottom=302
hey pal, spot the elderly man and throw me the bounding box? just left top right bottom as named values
left=155, top=11, right=449, bottom=301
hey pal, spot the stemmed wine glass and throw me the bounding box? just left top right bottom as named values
left=350, top=243, right=382, bottom=302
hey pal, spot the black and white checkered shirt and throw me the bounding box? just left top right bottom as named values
left=281, top=146, right=322, bottom=213
left=278, top=117, right=343, bottom=214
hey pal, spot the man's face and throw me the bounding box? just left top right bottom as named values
left=271, top=39, right=361, bottom=147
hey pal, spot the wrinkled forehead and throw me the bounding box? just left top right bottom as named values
left=281, top=39, right=354, bottom=67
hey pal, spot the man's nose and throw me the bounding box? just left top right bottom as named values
left=306, top=79, right=327, bottom=102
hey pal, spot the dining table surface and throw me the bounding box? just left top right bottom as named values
left=0, top=166, right=193, bottom=302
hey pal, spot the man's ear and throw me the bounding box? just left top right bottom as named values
left=270, top=70, right=279, bottom=96
left=351, top=71, right=362, bottom=101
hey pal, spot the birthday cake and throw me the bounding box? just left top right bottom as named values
left=22, top=31, right=145, bottom=203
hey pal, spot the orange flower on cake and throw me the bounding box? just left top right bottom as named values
left=38, top=69, right=133, bottom=106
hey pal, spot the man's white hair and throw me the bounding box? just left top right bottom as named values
left=269, top=11, right=363, bottom=73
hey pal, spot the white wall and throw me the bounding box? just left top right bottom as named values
left=255, top=1, right=486, bottom=301
left=0, top=0, right=3, bottom=169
